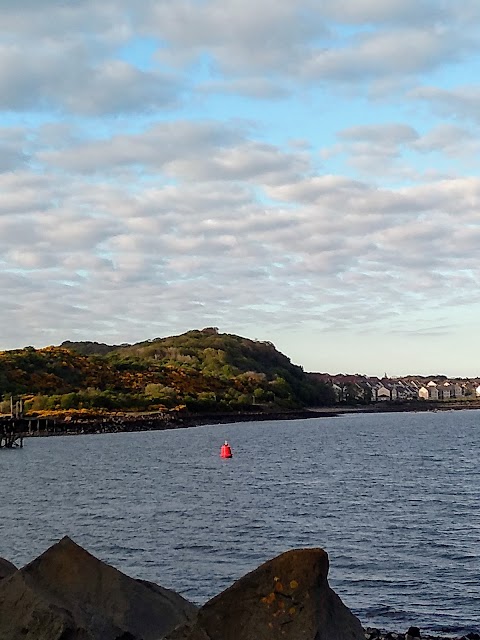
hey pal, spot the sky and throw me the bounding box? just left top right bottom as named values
left=1, top=0, right=480, bottom=377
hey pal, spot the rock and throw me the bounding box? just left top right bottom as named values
left=0, top=557, right=17, bottom=581
left=165, top=547, right=364, bottom=640
left=406, top=628, right=421, bottom=639
left=0, top=536, right=197, bottom=640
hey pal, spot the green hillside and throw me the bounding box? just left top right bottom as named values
left=0, top=329, right=335, bottom=415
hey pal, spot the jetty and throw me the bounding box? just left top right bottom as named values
left=0, top=418, right=26, bottom=448
left=0, top=417, right=55, bottom=448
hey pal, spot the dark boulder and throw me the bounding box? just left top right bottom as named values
left=0, top=557, right=17, bottom=581
left=0, top=536, right=197, bottom=640
left=165, top=547, right=364, bottom=640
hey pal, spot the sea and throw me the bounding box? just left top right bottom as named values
left=1, top=409, right=479, bottom=635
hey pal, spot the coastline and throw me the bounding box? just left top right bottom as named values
left=3, top=400, right=480, bottom=439
left=364, top=628, right=480, bottom=640
left=21, top=408, right=340, bottom=437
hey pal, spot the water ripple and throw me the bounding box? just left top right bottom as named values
left=1, top=410, right=480, bottom=632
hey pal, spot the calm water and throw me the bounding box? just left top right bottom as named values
left=1, top=410, right=479, bottom=635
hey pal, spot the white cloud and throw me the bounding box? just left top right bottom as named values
left=303, top=28, right=464, bottom=83
left=322, top=122, right=480, bottom=177
left=198, top=78, right=291, bottom=100
left=0, top=127, right=30, bottom=171
left=338, top=124, right=419, bottom=143
left=0, top=1, right=131, bottom=44
left=0, top=43, right=182, bottom=114
left=320, top=0, right=446, bottom=25
left=0, top=0, right=469, bottom=116
left=413, top=123, right=480, bottom=158
left=410, top=85, right=480, bottom=123
left=1, top=1, right=480, bottom=375
left=2, top=146, right=479, bottom=350
left=37, top=121, right=309, bottom=185
left=143, top=0, right=327, bottom=73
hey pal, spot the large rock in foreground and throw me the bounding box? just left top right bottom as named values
left=165, top=548, right=364, bottom=640
left=0, top=557, right=16, bottom=581
left=0, top=536, right=197, bottom=640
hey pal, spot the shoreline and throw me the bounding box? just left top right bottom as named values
left=364, top=627, right=480, bottom=640
left=3, top=400, right=480, bottom=440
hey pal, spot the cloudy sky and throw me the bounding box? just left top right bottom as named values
left=1, top=0, right=479, bottom=377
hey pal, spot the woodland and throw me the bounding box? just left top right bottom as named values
left=0, top=328, right=335, bottom=417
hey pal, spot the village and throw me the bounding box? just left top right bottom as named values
left=312, top=373, right=480, bottom=404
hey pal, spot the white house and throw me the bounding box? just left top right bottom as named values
left=440, top=382, right=451, bottom=400
left=418, top=386, right=429, bottom=400
left=452, top=383, right=464, bottom=398
left=376, top=383, right=398, bottom=401
left=426, top=381, right=439, bottom=400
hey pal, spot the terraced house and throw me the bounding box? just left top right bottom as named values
left=311, top=373, right=480, bottom=403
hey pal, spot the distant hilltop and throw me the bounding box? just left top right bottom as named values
left=1, top=328, right=479, bottom=417
left=0, top=328, right=335, bottom=416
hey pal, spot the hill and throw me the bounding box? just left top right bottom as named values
left=0, top=329, right=335, bottom=415
left=60, top=340, right=125, bottom=356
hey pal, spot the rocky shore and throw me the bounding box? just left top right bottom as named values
left=3, top=399, right=480, bottom=442
left=0, top=539, right=477, bottom=640
left=1, top=408, right=339, bottom=440
left=364, top=629, right=480, bottom=640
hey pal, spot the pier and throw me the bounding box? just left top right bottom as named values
left=0, top=417, right=55, bottom=448
left=0, top=419, right=25, bottom=448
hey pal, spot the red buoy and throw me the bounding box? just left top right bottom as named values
left=220, top=440, right=232, bottom=458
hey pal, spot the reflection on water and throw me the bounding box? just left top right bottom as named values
left=1, top=409, right=479, bottom=634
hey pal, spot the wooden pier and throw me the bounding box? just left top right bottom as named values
left=0, top=417, right=54, bottom=448
left=0, top=419, right=25, bottom=448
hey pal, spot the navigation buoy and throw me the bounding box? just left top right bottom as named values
left=220, top=440, right=233, bottom=458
